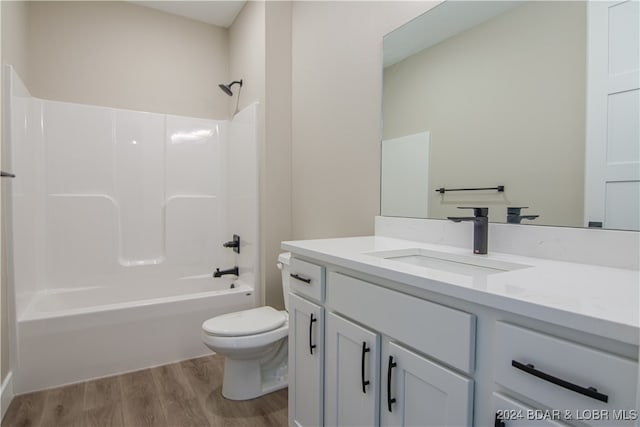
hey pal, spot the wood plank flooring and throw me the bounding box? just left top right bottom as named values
left=2, top=355, right=288, bottom=427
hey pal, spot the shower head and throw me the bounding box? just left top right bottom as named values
left=219, top=80, right=243, bottom=96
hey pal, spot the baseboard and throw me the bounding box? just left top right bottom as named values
left=1, top=372, right=14, bottom=421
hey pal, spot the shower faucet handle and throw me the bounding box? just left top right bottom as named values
left=223, top=234, right=240, bottom=254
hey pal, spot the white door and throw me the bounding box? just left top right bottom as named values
left=380, top=340, right=473, bottom=427
left=381, top=132, right=430, bottom=218
left=325, top=312, right=379, bottom=426
left=585, top=0, right=640, bottom=230
left=288, top=293, right=324, bottom=427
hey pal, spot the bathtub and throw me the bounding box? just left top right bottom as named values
left=15, top=276, right=255, bottom=393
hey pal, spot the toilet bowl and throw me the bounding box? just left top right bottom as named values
left=201, top=252, right=291, bottom=400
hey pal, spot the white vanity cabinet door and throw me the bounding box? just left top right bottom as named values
left=380, top=340, right=473, bottom=427
left=289, top=293, right=324, bottom=427
left=325, top=312, right=380, bottom=427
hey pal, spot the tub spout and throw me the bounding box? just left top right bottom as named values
left=213, top=266, right=239, bottom=278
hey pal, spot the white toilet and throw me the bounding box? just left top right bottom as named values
left=201, top=252, right=291, bottom=400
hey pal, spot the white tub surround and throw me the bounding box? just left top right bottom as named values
left=5, top=66, right=260, bottom=393
left=282, top=220, right=638, bottom=426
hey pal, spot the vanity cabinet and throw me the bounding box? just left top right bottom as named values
left=325, top=312, right=473, bottom=426
left=323, top=272, right=475, bottom=426
left=289, top=293, right=324, bottom=427
left=285, top=251, right=639, bottom=427
left=288, top=257, right=326, bottom=427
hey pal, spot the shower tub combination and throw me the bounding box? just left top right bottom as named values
left=7, top=66, right=259, bottom=393
left=18, top=277, right=254, bottom=393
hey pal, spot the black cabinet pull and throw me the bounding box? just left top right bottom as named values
left=494, top=413, right=505, bottom=427
left=0, top=171, right=15, bottom=178
left=386, top=355, right=397, bottom=412
left=309, top=313, right=317, bottom=355
left=511, top=360, right=608, bottom=403
left=361, top=341, right=370, bottom=393
left=290, top=273, right=311, bottom=284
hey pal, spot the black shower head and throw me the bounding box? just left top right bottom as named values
left=219, top=80, right=243, bottom=96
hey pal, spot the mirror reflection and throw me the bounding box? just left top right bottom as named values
left=381, top=1, right=639, bottom=230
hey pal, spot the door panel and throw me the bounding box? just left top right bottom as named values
left=381, top=340, right=473, bottom=426
left=289, top=293, right=323, bottom=427
left=325, top=312, right=379, bottom=426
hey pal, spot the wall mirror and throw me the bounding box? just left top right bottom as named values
left=381, top=0, right=639, bottom=230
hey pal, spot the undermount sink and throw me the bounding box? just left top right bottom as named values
left=365, top=248, right=531, bottom=277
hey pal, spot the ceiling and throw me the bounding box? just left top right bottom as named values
left=129, top=1, right=246, bottom=28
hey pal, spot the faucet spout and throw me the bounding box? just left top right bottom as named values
left=447, top=216, right=475, bottom=223
left=213, top=266, right=239, bottom=278
left=506, top=207, right=539, bottom=224
left=448, top=207, right=489, bottom=254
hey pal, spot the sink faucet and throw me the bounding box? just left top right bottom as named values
left=448, top=207, right=489, bottom=254
left=507, top=207, right=539, bottom=224
left=213, top=266, right=239, bottom=278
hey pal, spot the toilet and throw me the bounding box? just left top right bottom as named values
left=201, top=252, right=291, bottom=400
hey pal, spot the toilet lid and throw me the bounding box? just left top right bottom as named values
left=202, top=306, right=286, bottom=337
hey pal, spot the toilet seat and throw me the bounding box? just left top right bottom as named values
left=202, top=306, right=286, bottom=337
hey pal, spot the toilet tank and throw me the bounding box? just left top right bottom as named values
left=277, top=252, right=291, bottom=312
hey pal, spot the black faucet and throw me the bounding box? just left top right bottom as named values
left=223, top=234, right=240, bottom=253
left=507, top=207, right=539, bottom=224
left=213, top=266, right=239, bottom=278
left=448, top=207, right=489, bottom=254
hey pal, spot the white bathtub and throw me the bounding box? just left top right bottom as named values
left=15, top=276, right=255, bottom=393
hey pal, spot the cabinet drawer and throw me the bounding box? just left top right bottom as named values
left=494, top=322, right=638, bottom=427
left=327, top=272, right=475, bottom=374
left=289, top=257, right=325, bottom=303
left=493, top=393, right=569, bottom=426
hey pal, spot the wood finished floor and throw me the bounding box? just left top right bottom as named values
left=2, top=355, right=288, bottom=427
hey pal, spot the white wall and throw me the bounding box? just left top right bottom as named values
left=291, top=1, right=437, bottom=239
left=229, top=1, right=265, bottom=117
left=26, top=1, right=229, bottom=119
left=264, top=2, right=292, bottom=310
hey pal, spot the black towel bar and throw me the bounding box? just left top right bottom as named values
left=436, top=185, right=503, bottom=194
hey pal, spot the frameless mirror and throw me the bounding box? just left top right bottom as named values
left=381, top=1, right=639, bottom=230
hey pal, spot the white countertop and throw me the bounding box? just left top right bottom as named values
left=282, top=236, right=640, bottom=346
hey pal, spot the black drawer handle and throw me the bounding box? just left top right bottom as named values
left=290, top=273, right=311, bottom=284
left=309, top=313, right=317, bottom=355
left=361, top=341, right=370, bottom=393
left=0, top=171, right=16, bottom=178
left=387, top=355, right=397, bottom=412
left=511, top=360, right=608, bottom=403
left=494, top=412, right=505, bottom=427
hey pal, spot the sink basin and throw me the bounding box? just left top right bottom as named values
left=365, top=248, right=531, bottom=277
